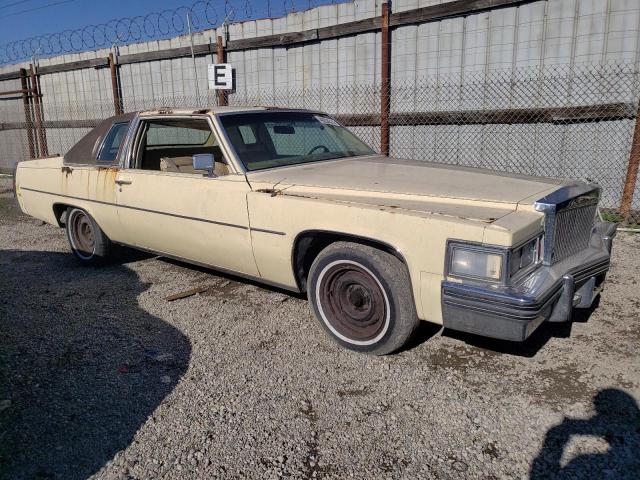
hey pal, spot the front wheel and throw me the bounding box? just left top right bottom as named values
left=307, top=242, right=419, bottom=355
left=65, top=207, right=111, bottom=264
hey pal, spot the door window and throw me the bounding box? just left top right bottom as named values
left=132, top=118, right=230, bottom=176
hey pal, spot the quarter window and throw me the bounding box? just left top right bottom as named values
left=97, top=122, right=129, bottom=162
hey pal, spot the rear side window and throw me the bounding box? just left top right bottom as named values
left=97, top=122, right=129, bottom=162
left=145, top=123, right=211, bottom=146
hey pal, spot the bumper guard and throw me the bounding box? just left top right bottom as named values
left=441, top=221, right=617, bottom=341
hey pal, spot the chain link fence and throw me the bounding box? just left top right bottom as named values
left=1, top=62, right=639, bottom=225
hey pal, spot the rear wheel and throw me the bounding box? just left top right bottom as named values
left=65, top=207, right=111, bottom=264
left=307, top=242, right=419, bottom=355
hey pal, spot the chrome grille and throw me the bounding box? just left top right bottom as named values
left=550, top=202, right=597, bottom=263
left=535, top=183, right=600, bottom=265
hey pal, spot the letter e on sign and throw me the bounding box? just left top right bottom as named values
left=208, top=64, right=233, bottom=90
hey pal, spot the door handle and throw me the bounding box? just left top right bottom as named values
left=115, top=179, right=132, bottom=185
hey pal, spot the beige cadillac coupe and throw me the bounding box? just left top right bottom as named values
left=15, top=107, right=616, bottom=354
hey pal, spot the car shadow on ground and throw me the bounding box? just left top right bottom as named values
left=442, top=299, right=600, bottom=358
left=530, top=388, right=640, bottom=479
left=156, top=256, right=308, bottom=299
left=0, top=249, right=191, bottom=480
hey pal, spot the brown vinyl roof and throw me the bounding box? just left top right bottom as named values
left=63, top=112, right=136, bottom=166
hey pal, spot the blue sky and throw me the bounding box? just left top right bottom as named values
left=0, top=0, right=319, bottom=45
left=0, top=1, right=188, bottom=44
left=0, top=0, right=344, bottom=64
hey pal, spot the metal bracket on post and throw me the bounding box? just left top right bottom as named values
left=380, top=2, right=391, bottom=157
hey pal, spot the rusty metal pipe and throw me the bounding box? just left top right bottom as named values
left=620, top=106, right=640, bottom=223
left=380, top=2, right=391, bottom=156
left=216, top=35, right=228, bottom=107
left=29, top=64, right=48, bottom=157
left=35, top=72, right=48, bottom=156
left=19, top=68, right=35, bottom=158
left=108, top=52, right=123, bottom=115
left=0, top=89, right=33, bottom=96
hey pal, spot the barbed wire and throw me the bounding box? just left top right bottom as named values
left=0, top=0, right=343, bottom=65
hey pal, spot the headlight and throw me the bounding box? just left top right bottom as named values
left=448, top=243, right=505, bottom=281
left=509, top=235, right=542, bottom=277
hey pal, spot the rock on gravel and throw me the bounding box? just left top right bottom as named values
left=0, top=177, right=639, bottom=479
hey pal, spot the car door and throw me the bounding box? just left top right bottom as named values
left=114, top=114, right=259, bottom=276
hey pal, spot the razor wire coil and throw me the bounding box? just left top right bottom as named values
left=0, top=0, right=340, bottom=65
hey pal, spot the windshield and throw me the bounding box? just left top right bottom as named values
left=218, top=111, right=376, bottom=171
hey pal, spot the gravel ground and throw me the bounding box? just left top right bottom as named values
left=1, top=176, right=639, bottom=480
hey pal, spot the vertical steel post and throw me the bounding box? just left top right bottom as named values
left=29, top=64, right=47, bottom=157
left=620, top=107, right=640, bottom=223
left=380, top=2, right=391, bottom=156
left=108, top=52, right=123, bottom=115
left=187, top=12, right=201, bottom=107
left=216, top=35, right=228, bottom=106
left=35, top=71, right=48, bottom=156
left=19, top=68, right=35, bottom=159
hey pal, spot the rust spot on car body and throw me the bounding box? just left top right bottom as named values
left=95, top=167, right=118, bottom=201
left=256, top=188, right=284, bottom=197
left=97, top=166, right=119, bottom=174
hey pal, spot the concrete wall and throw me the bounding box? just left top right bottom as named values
left=1, top=0, right=639, bottom=210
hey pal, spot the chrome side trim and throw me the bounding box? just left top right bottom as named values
left=251, top=227, right=286, bottom=236
left=21, top=186, right=248, bottom=230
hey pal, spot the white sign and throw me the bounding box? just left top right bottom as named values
left=208, top=63, right=233, bottom=90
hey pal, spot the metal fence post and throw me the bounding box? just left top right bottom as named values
left=380, top=2, right=391, bottom=156
left=187, top=12, right=201, bottom=107
left=108, top=52, right=123, bottom=115
left=620, top=107, right=640, bottom=223
left=217, top=35, right=228, bottom=106
left=19, top=68, right=36, bottom=159
left=28, top=64, right=47, bottom=157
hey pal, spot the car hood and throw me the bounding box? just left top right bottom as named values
left=246, top=156, right=565, bottom=223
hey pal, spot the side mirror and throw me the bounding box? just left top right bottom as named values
left=193, top=153, right=215, bottom=177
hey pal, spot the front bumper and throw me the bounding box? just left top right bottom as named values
left=441, top=221, right=617, bottom=341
